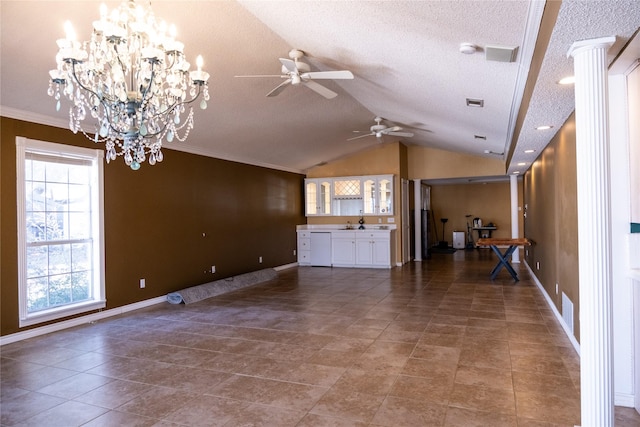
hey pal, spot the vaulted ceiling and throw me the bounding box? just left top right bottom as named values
left=1, top=1, right=638, bottom=175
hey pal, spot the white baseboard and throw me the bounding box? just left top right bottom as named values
left=615, top=392, right=636, bottom=407
left=0, top=296, right=167, bottom=346
left=274, top=262, right=298, bottom=271
left=525, top=261, right=581, bottom=355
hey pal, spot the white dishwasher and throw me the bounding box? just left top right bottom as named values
left=310, top=232, right=332, bottom=267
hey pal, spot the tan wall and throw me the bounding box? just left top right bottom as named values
left=306, top=141, right=406, bottom=264
left=429, top=181, right=520, bottom=243
left=1, top=117, right=305, bottom=336
left=523, top=113, right=579, bottom=340
left=407, top=145, right=505, bottom=179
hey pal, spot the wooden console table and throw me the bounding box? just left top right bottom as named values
left=472, top=226, right=497, bottom=240
left=476, top=237, right=531, bottom=281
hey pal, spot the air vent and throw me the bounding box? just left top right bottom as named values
left=466, top=98, right=484, bottom=107
left=474, top=135, right=486, bottom=140
left=562, top=292, right=574, bottom=333
left=485, top=45, right=519, bottom=63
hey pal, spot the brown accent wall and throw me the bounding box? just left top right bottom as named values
left=429, top=181, right=520, bottom=243
left=523, top=113, right=579, bottom=340
left=1, top=117, right=305, bottom=336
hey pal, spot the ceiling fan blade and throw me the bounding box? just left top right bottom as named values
left=266, top=79, right=292, bottom=97
left=383, top=126, right=402, bottom=132
left=386, top=131, right=414, bottom=138
left=303, top=80, right=337, bottom=99
left=347, top=132, right=374, bottom=141
left=279, top=58, right=297, bottom=73
left=234, top=74, right=287, bottom=78
left=302, top=70, right=354, bottom=80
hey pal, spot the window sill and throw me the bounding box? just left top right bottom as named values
left=19, top=300, right=106, bottom=328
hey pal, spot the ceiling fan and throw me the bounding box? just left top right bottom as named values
left=348, top=117, right=414, bottom=142
left=235, top=49, right=354, bottom=99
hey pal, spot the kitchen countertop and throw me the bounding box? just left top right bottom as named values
left=297, top=224, right=397, bottom=231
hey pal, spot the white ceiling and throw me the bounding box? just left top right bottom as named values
left=1, top=1, right=639, bottom=175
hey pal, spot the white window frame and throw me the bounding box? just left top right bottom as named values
left=16, top=137, right=105, bottom=327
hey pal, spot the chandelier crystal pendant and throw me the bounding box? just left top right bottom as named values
left=48, top=0, right=210, bottom=170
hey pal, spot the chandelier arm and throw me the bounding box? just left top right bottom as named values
left=141, top=82, right=202, bottom=132
left=68, top=60, right=121, bottom=135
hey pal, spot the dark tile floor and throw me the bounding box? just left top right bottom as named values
left=2, top=249, right=639, bottom=426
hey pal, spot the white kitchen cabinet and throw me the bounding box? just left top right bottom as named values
left=355, top=231, right=391, bottom=267
left=297, top=230, right=311, bottom=265
left=362, top=175, right=393, bottom=215
left=305, top=179, right=332, bottom=216
left=297, top=227, right=394, bottom=269
left=331, top=231, right=356, bottom=266
left=304, top=175, right=394, bottom=217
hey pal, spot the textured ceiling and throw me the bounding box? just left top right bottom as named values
left=1, top=1, right=639, bottom=176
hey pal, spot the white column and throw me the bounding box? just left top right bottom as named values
left=414, top=179, right=422, bottom=261
left=567, top=36, right=615, bottom=427
left=510, top=175, right=520, bottom=263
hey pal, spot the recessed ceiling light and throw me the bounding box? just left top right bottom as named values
left=466, top=98, right=484, bottom=107
left=517, top=162, right=527, bottom=166
left=536, top=125, right=553, bottom=130
left=524, top=149, right=535, bottom=153
left=558, top=76, right=575, bottom=85
left=512, top=171, right=520, bottom=174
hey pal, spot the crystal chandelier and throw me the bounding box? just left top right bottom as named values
left=48, top=0, right=210, bottom=170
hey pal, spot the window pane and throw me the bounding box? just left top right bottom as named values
left=69, top=183, right=90, bottom=212
left=71, top=242, right=91, bottom=272
left=48, top=243, right=71, bottom=275
left=46, top=162, right=69, bottom=183
left=26, top=211, right=46, bottom=242
left=45, top=212, right=67, bottom=241
left=48, top=273, right=72, bottom=306
left=46, top=182, right=69, bottom=212
left=32, top=160, right=46, bottom=181
left=27, top=245, right=48, bottom=278
left=30, top=182, right=46, bottom=212
left=27, top=276, right=49, bottom=312
left=69, top=212, right=91, bottom=239
left=71, top=271, right=91, bottom=301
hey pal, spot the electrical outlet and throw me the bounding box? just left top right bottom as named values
left=387, top=217, right=395, bottom=223
left=536, top=261, right=540, bottom=270
left=211, top=265, right=216, bottom=274
left=378, top=218, right=382, bottom=223
left=293, top=249, right=296, bottom=256
left=139, top=278, right=145, bottom=288
left=259, top=256, right=263, bottom=263
left=555, top=283, right=559, bottom=295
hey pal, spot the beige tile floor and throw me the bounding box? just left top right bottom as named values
left=2, top=249, right=640, bottom=426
